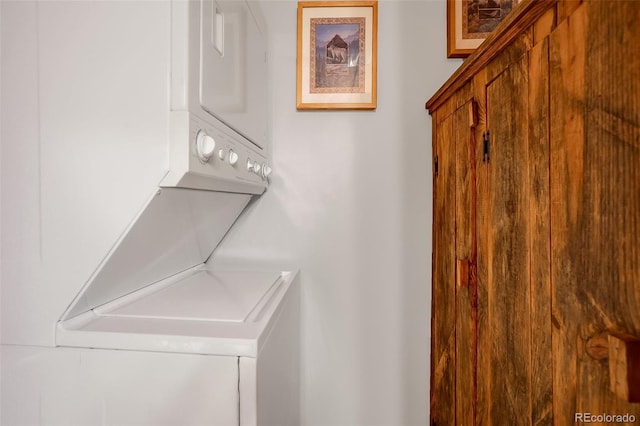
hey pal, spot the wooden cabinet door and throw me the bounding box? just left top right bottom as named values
left=476, top=38, right=554, bottom=425
left=431, top=99, right=477, bottom=426
left=453, top=100, right=477, bottom=426
left=477, top=51, right=543, bottom=425
left=431, top=106, right=458, bottom=426
left=433, top=50, right=554, bottom=426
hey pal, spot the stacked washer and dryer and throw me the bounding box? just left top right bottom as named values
left=1, top=0, right=299, bottom=425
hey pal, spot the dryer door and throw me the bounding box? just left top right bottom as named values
left=200, top=0, right=267, bottom=150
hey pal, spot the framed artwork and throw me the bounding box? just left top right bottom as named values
left=447, top=0, right=518, bottom=58
left=296, top=1, right=378, bottom=110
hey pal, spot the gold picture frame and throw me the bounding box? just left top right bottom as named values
left=447, top=0, right=517, bottom=58
left=296, top=1, right=378, bottom=110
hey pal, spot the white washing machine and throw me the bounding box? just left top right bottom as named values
left=0, top=0, right=299, bottom=425
left=3, top=187, right=300, bottom=425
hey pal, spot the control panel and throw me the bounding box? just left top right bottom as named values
left=189, top=115, right=271, bottom=181
left=161, top=112, right=270, bottom=194
left=194, top=129, right=271, bottom=181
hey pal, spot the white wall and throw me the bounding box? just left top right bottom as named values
left=1, top=1, right=171, bottom=346
left=213, top=1, right=462, bottom=424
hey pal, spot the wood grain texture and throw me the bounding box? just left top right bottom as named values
left=582, top=0, right=640, bottom=339
left=455, top=101, right=475, bottom=426
left=430, top=110, right=438, bottom=425
left=555, top=0, right=581, bottom=24
left=533, top=7, right=555, bottom=46
left=472, top=67, right=490, bottom=426
left=528, top=38, right=553, bottom=426
left=436, top=83, right=474, bottom=128
left=485, top=29, right=532, bottom=86
left=551, top=0, right=640, bottom=421
left=432, top=111, right=456, bottom=366
left=431, top=331, right=456, bottom=425
left=485, top=53, right=532, bottom=424
left=431, top=109, right=457, bottom=425
left=549, top=5, right=586, bottom=423
left=577, top=0, right=640, bottom=418
left=455, top=103, right=473, bottom=264
left=575, top=325, right=639, bottom=423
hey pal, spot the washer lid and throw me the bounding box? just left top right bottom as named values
left=100, top=270, right=281, bottom=323
left=61, top=188, right=252, bottom=321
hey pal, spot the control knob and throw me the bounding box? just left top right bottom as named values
left=247, top=159, right=261, bottom=174
left=228, top=150, right=239, bottom=166
left=261, top=164, right=272, bottom=179
left=196, top=131, right=216, bottom=163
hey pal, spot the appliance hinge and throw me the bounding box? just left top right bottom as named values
left=482, top=130, right=490, bottom=163
left=434, top=155, right=439, bottom=178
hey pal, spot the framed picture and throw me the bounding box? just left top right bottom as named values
left=296, top=1, right=378, bottom=110
left=447, top=0, right=517, bottom=58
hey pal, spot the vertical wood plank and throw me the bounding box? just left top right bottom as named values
left=485, top=30, right=533, bottom=85
left=432, top=112, right=456, bottom=367
left=473, top=67, right=490, bottom=426
left=455, top=101, right=475, bottom=426
left=533, top=7, right=555, bottom=46
left=556, top=0, right=581, bottom=26
left=549, top=4, right=586, bottom=423
left=455, top=102, right=473, bottom=264
left=431, top=111, right=457, bottom=425
left=430, top=109, right=438, bottom=426
left=485, top=54, right=532, bottom=424
left=431, top=333, right=456, bottom=426
left=528, top=38, right=553, bottom=426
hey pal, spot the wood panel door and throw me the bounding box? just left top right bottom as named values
left=480, top=52, right=532, bottom=425
left=431, top=99, right=477, bottom=426
left=476, top=49, right=553, bottom=425
left=454, top=99, right=477, bottom=426
left=431, top=104, right=458, bottom=426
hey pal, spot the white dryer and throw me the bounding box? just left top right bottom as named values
left=0, top=0, right=298, bottom=425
